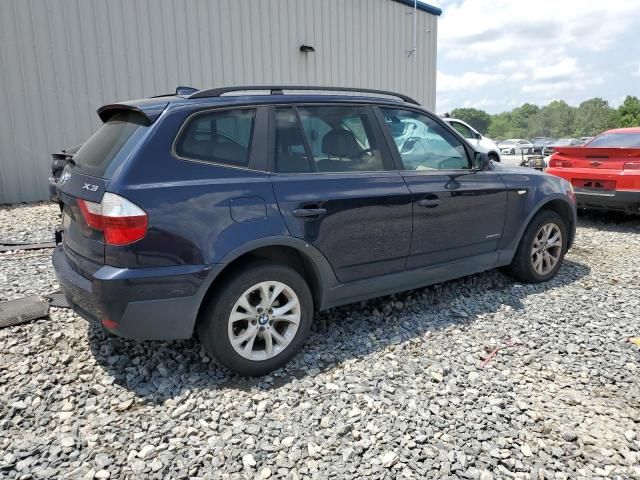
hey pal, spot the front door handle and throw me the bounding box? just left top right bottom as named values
left=292, top=208, right=327, bottom=218
left=416, top=198, right=441, bottom=208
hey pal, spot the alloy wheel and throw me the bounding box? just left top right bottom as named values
left=227, top=281, right=301, bottom=361
left=530, top=222, right=563, bottom=275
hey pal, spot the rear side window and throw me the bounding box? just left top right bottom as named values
left=587, top=132, right=640, bottom=147
left=73, top=111, right=148, bottom=178
left=175, top=109, right=255, bottom=167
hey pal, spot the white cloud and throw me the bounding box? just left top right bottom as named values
left=531, top=57, right=578, bottom=82
left=437, top=70, right=505, bottom=93
left=439, top=0, right=640, bottom=61
left=436, top=0, right=640, bottom=112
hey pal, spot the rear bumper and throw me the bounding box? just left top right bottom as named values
left=52, top=245, right=212, bottom=340
left=545, top=167, right=640, bottom=213
left=574, top=188, right=640, bottom=213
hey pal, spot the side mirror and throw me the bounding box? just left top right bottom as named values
left=475, top=132, right=482, bottom=140
left=473, top=152, right=491, bottom=170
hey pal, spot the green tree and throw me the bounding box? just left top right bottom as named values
left=450, top=108, right=492, bottom=134
left=574, top=98, right=615, bottom=136
left=535, top=101, right=575, bottom=138
left=617, top=96, right=640, bottom=127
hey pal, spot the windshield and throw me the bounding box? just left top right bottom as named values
left=73, top=111, right=149, bottom=178
left=586, top=132, right=640, bottom=148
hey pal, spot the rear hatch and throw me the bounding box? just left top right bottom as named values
left=56, top=106, right=158, bottom=277
left=550, top=147, right=640, bottom=191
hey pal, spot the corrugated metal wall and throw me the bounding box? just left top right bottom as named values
left=0, top=0, right=438, bottom=204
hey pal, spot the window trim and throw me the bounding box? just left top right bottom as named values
left=267, top=103, right=398, bottom=175
left=171, top=105, right=268, bottom=172
left=373, top=105, right=476, bottom=174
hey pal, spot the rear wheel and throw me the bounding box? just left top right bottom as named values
left=198, top=262, right=313, bottom=376
left=505, top=210, right=567, bottom=283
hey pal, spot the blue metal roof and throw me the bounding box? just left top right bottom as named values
left=391, top=0, right=442, bottom=16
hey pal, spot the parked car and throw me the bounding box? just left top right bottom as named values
left=442, top=117, right=501, bottom=162
left=498, top=139, right=534, bottom=155
left=542, top=138, right=582, bottom=157
left=49, top=145, right=81, bottom=202
left=530, top=137, right=556, bottom=155
left=546, top=127, right=640, bottom=213
left=52, top=85, right=577, bottom=375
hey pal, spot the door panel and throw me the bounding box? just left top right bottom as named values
left=269, top=105, right=412, bottom=283
left=272, top=173, right=413, bottom=282
left=377, top=107, right=508, bottom=270
left=403, top=170, right=508, bottom=269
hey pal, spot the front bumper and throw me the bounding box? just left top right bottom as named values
left=52, top=245, right=211, bottom=340
left=574, top=188, right=640, bottom=213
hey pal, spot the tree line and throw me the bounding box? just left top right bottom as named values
left=449, top=96, right=640, bottom=140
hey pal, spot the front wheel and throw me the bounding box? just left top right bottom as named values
left=488, top=153, right=500, bottom=163
left=198, top=262, right=313, bottom=376
left=505, top=210, right=567, bottom=283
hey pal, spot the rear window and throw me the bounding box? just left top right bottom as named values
left=175, top=109, right=255, bottom=167
left=73, top=111, right=148, bottom=178
left=586, top=132, right=640, bottom=148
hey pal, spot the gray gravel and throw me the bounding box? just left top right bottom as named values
left=1, top=203, right=639, bottom=479
left=0, top=202, right=60, bottom=244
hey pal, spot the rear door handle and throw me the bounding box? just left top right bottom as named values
left=292, top=208, right=327, bottom=218
left=416, top=198, right=441, bottom=208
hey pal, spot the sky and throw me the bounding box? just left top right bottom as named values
left=432, top=0, right=640, bottom=114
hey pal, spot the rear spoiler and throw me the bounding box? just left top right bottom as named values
left=97, top=99, right=169, bottom=125
left=553, top=147, right=640, bottom=158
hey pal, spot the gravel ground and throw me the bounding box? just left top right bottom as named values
left=1, top=203, right=639, bottom=480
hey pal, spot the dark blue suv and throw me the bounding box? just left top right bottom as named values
left=52, top=86, right=577, bottom=375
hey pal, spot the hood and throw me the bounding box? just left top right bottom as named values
left=491, top=161, right=545, bottom=176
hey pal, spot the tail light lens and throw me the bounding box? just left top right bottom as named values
left=77, top=193, right=147, bottom=245
left=623, top=162, right=640, bottom=170
left=549, top=156, right=573, bottom=168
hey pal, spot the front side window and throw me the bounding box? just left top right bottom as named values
left=381, top=108, right=470, bottom=171
left=450, top=121, right=474, bottom=139
left=274, top=105, right=385, bottom=173
left=175, top=108, right=255, bottom=167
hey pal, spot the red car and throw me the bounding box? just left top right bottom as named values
left=546, top=127, right=640, bottom=213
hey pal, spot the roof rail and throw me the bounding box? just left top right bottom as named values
left=188, top=85, right=420, bottom=105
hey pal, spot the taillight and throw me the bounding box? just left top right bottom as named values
left=549, top=156, right=573, bottom=168
left=77, top=193, right=147, bottom=245
left=623, top=162, right=640, bottom=170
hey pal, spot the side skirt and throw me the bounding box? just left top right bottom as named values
left=321, top=251, right=512, bottom=310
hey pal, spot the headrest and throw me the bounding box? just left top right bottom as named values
left=277, top=126, right=304, bottom=147
left=322, top=129, right=362, bottom=158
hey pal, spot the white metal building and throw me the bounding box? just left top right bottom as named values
left=0, top=0, right=441, bottom=204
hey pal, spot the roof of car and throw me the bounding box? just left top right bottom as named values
left=98, top=87, right=430, bottom=124
left=601, top=127, right=640, bottom=134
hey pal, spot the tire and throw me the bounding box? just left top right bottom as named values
left=504, top=210, right=568, bottom=283
left=197, top=261, right=313, bottom=376
left=488, top=153, right=500, bottom=163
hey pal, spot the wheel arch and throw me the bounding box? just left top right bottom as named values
left=193, top=237, right=337, bottom=332
left=515, top=195, right=576, bottom=252
left=488, top=151, right=501, bottom=162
